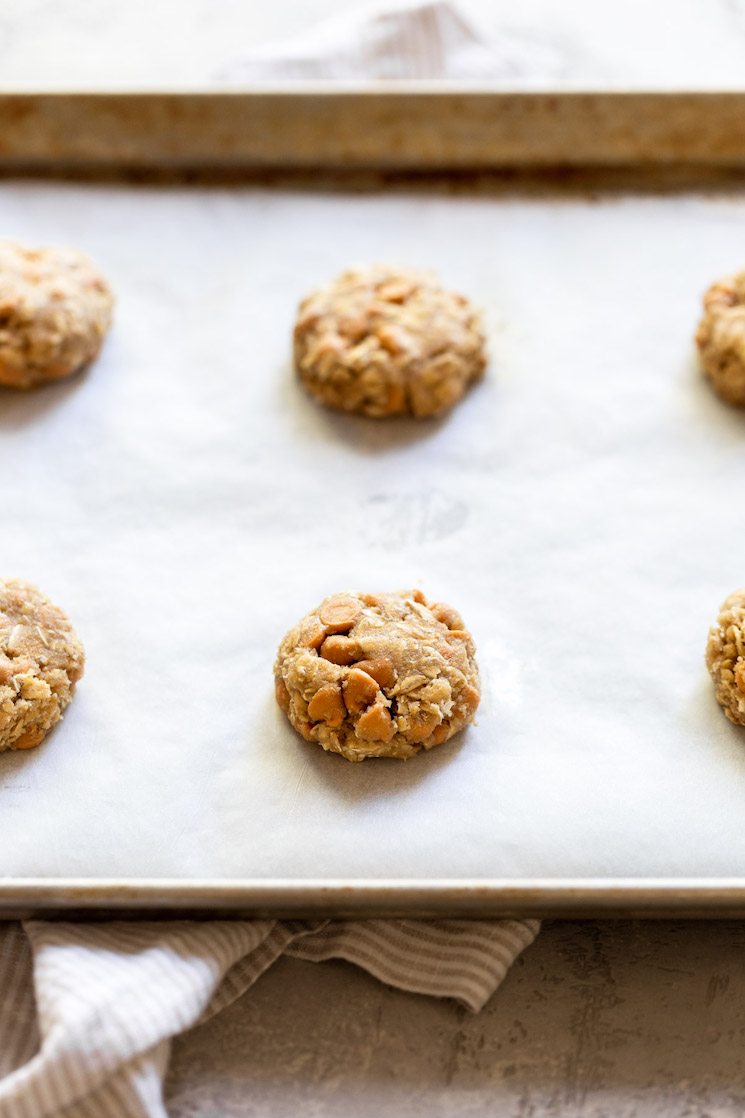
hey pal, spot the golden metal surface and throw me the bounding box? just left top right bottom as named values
left=4, top=880, right=745, bottom=920
left=2, top=90, right=745, bottom=171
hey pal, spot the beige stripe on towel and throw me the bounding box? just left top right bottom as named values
left=0, top=916, right=539, bottom=1117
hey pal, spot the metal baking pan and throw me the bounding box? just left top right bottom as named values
left=2, top=88, right=745, bottom=918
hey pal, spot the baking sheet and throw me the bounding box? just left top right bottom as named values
left=1, top=181, right=745, bottom=884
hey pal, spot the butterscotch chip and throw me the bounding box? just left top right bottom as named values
left=431, top=602, right=464, bottom=629
left=343, top=668, right=380, bottom=715
left=431, top=723, right=450, bottom=745
left=319, top=597, right=362, bottom=632
left=356, top=701, right=396, bottom=743
left=275, top=679, right=291, bottom=713
left=459, top=683, right=481, bottom=719
left=354, top=657, right=396, bottom=689
left=0, top=242, right=113, bottom=389
left=0, top=579, right=85, bottom=752
left=274, top=588, right=480, bottom=762
left=14, top=727, right=44, bottom=750
left=696, top=272, right=745, bottom=404
left=293, top=266, right=486, bottom=419
left=320, top=635, right=359, bottom=665
left=299, top=621, right=326, bottom=650
left=402, top=712, right=440, bottom=743
left=307, top=682, right=346, bottom=728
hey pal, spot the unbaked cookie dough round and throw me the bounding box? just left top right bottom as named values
left=293, top=266, right=487, bottom=418
left=706, top=588, right=745, bottom=725
left=695, top=272, right=745, bottom=405
left=0, top=579, right=85, bottom=752
left=274, top=588, right=480, bottom=761
left=0, top=241, right=113, bottom=389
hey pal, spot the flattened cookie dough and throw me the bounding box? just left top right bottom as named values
left=274, top=588, right=480, bottom=761
left=696, top=272, right=745, bottom=405
left=0, top=241, right=113, bottom=389
left=0, top=579, right=85, bottom=752
left=706, top=588, right=745, bottom=725
left=293, top=266, right=486, bottom=418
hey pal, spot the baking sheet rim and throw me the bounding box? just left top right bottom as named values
left=6, top=89, right=745, bottom=169
left=6, top=879, right=745, bottom=919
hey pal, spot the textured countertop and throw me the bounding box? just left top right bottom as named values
left=165, top=920, right=745, bottom=1116
left=4, top=1, right=745, bottom=1114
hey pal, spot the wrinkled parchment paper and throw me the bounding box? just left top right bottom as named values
left=1, top=182, right=745, bottom=881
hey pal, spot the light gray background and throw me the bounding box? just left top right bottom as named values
left=165, top=920, right=745, bottom=1117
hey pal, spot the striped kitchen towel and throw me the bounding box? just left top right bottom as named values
left=217, top=0, right=566, bottom=83
left=0, top=916, right=539, bottom=1117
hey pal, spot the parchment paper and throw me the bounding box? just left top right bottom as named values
left=1, top=182, right=744, bottom=881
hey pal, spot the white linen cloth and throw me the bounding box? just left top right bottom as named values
left=0, top=918, right=539, bottom=1117
left=0, top=5, right=541, bottom=1115
left=217, top=0, right=567, bottom=83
